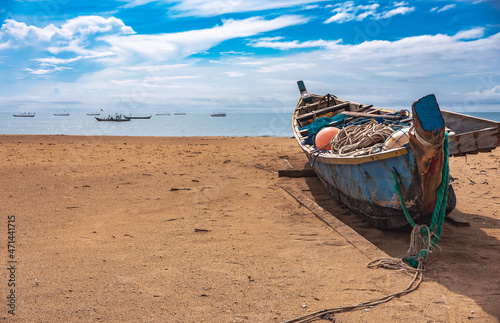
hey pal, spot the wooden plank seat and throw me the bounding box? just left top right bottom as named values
left=296, top=102, right=350, bottom=122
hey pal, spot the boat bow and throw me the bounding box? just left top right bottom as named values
left=409, top=94, right=446, bottom=218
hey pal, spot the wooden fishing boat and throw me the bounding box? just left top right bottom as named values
left=123, top=114, right=152, bottom=120
left=95, top=114, right=130, bottom=122
left=292, top=81, right=457, bottom=230
left=13, top=112, right=35, bottom=117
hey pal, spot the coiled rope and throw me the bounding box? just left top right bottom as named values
left=330, top=120, right=394, bottom=156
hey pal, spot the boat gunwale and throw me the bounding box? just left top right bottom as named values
left=441, top=110, right=500, bottom=126
left=450, top=126, right=498, bottom=137
left=292, top=98, right=410, bottom=165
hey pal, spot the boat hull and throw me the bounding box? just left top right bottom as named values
left=13, top=113, right=35, bottom=117
left=95, top=117, right=130, bottom=122
left=123, top=116, right=151, bottom=119
left=310, top=150, right=455, bottom=230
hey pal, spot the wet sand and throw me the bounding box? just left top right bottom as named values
left=1, top=135, right=499, bottom=322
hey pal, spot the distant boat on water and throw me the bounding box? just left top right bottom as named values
left=87, top=112, right=100, bottom=116
left=156, top=113, right=170, bottom=116
left=174, top=112, right=187, bottom=115
left=123, top=114, right=152, bottom=120
left=95, top=114, right=130, bottom=122
left=13, top=112, right=35, bottom=117
left=54, top=112, right=69, bottom=116
left=211, top=112, right=227, bottom=117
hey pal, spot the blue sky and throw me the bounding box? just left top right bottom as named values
left=1, top=0, right=499, bottom=114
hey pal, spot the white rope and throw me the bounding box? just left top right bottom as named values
left=330, top=120, right=394, bottom=156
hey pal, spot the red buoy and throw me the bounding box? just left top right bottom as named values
left=315, top=127, right=339, bottom=150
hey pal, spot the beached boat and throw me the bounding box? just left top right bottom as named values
left=292, top=81, right=459, bottom=230
left=211, top=112, right=227, bottom=117
left=123, top=114, right=152, bottom=120
left=13, top=112, right=35, bottom=117
left=95, top=114, right=130, bottom=122
left=441, top=111, right=500, bottom=156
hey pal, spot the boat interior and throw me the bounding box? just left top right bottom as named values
left=293, top=93, right=414, bottom=158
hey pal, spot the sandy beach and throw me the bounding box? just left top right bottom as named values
left=1, top=135, right=499, bottom=322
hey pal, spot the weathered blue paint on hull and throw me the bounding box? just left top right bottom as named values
left=311, top=149, right=454, bottom=230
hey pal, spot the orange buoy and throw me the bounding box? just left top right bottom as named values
left=315, top=127, right=339, bottom=150
left=382, top=128, right=410, bottom=151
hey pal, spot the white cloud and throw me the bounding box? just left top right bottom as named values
left=437, top=4, right=457, bottom=13
left=110, top=74, right=200, bottom=86
left=118, top=0, right=330, bottom=16
left=482, top=85, right=500, bottom=95
left=303, top=5, right=320, bottom=10
left=249, top=38, right=342, bottom=50
left=25, top=66, right=72, bottom=75
left=453, top=28, right=484, bottom=40
left=236, top=61, right=266, bottom=66
left=121, top=64, right=189, bottom=71
left=0, top=40, right=11, bottom=49
left=431, top=4, right=457, bottom=13
left=467, top=85, right=500, bottom=97
left=324, top=2, right=379, bottom=23
left=225, top=71, right=246, bottom=77
left=119, top=0, right=156, bottom=8
left=101, top=15, right=309, bottom=63
left=248, top=28, right=492, bottom=61
left=379, top=6, right=415, bottom=19
left=33, top=52, right=116, bottom=67
left=2, top=15, right=306, bottom=76
left=319, top=30, right=500, bottom=65
left=158, top=0, right=329, bottom=17
left=324, top=1, right=414, bottom=24
left=324, top=11, right=357, bottom=24
left=0, top=16, right=134, bottom=51
left=255, top=63, right=316, bottom=73
left=218, top=28, right=499, bottom=111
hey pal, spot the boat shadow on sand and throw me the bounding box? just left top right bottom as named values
left=302, top=166, right=500, bottom=319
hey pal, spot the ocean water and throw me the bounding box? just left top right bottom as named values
left=464, top=112, right=500, bottom=122
left=1, top=111, right=499, bottom=137
left=0, top=112, right=294, bottom=137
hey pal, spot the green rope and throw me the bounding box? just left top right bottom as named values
left=391, top=171, right=415, bottom=227
left=392, top=133, right=449, bottom=268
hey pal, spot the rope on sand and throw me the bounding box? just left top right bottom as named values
left=285, top=132, right=451, bottom=323
left=330, top=120, right=394, bottom=156
left=284, top=260, right=424, bottom=323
